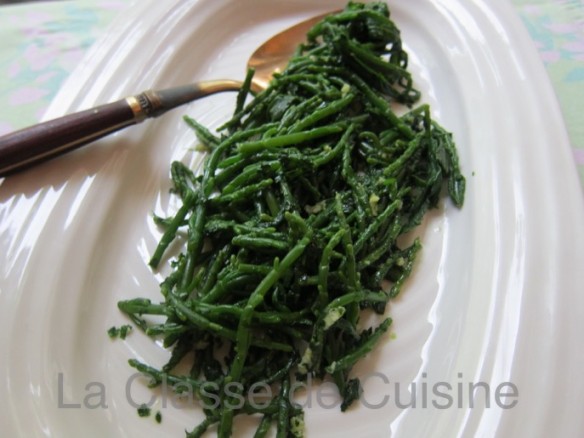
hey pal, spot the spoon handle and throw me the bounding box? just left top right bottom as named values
left=0, top=79, right=242, bottom=177
left=0, top=99, right=139, bottom=177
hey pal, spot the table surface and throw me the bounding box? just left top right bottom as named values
left=0, top=0, right=583, bottom=189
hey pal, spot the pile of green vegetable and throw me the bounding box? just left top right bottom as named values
left=116, top=2, right=465, bottom=437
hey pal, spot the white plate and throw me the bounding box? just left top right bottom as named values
left=1, top=0, right=584, bottom=437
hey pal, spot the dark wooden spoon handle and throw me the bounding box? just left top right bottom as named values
left=0, top=98, right=138, bottom=177
left=0, top=80, right=244, bottom=178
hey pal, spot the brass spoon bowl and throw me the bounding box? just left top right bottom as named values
left=0, top=12, right=330, bottom=177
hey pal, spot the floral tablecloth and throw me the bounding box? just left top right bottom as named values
left=0, top=0, right=583, bottom=186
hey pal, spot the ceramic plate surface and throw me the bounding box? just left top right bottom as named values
left=1, top=0, right=584, bottom=437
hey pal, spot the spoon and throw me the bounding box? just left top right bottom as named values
left=0, top=12, right=330, bottom=177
